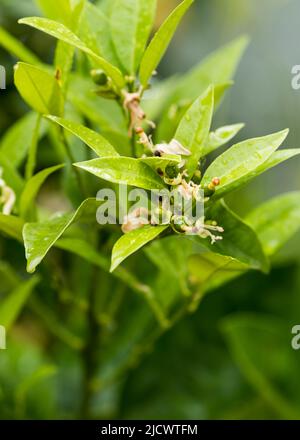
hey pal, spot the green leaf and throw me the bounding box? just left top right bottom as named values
left=254, top=148, right=300, bottom=177
left=19, top=17, right=125, bottom=89
left=202, top=129, right=289, bottom=198
left=79, top=1, right=121, bottom=68
left=20, top=165, right=64, bottom=221
left=139, top=0, right=194, bottom=88
left=192, top=200, right=269, bottom=272
left=139, top=155, right=181, bottom=171
left=0, top=214, right=24, bottom=242
left=145, top=235, right=193, bottom=297
left=36, top=0, right=73, bottom=23
left=0, top=26, right=41, bottom=64
left=46, top=116, right=119, bottom=157
left=175, top=86, right=214, bottom=178
left=111, top=225, right=168, bottom=272
left=0, top=151, right=24, bottom=196
left=74, top=157, right=166, bottom=190
left=222, top=315, right=300, bottom=419
left=156, top=36, right=248, bottom=141
left=0, top=112, right=48, bottom=168
left=245, top=192, right=300, bottom=257
left=172, top=35, right=249, bottom=104
left=52, top=1, right=85, bottom=87
left=23, top=198, right=101, bottom=273
left=0, top=276, right=40, bottom=330
left=14, top=62, right=64, bottom=116
left=188, top=251, right=248, bottom=296
left=203, top=123, right=245, bottom=156
left=110, top=0, right=157, bottom=74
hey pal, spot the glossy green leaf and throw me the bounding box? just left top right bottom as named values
left=0, top=214, right=24, bottom=242
left=175, top=86, right=214, bottom=178
left=139, top=0, right=194, bottom=88
left=203, top=123, right=245, bottom=156
left=0, top=26, right=41, bottom=64
left=192, top=200, right=269, bottom=272
left=111, top=0, right=157, bottom=74
left=0, top=112, right=48, bottom=168
left=111, top=225, right=168, bottom=272
left=46, top=116, right=119, bottom=157
left=246, top=192, right=300, bottom=256
left=202, top=129, right=289, bottom=198
left=20, top=165, right=64, bottom=220
left=23, top=198, right=101, bottom=273
left=14, top=62, right=64, bottom=116
left=19, top=17, right=125, bottom=89
left=0, top=276, right=40, bottom=330
left=74, top=157, right=166, bottom=190
left=139, top=155, right=181, bottom=171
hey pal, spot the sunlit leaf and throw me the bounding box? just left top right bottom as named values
left=111, top=0, right=157, bottom=74
left=202, top=130, right=289, bottom=198
left=175, top=86, right=214, bottom=178
left=139, top=0, right=194, bottom=88
left=14, top=62, right=64, bottom=116
left=46, top=116, right=119, bottom=157
left=203, top=123, right=245, bottom=156
left=23, top=198, right=101, bottom=273
left=18, top=17, right=125, bottom=89
left=74, top=157, right=166, bottom=190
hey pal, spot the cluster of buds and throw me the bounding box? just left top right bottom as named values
left=0, top=169, right=16, bottom=215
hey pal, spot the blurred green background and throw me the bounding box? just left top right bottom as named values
left=1, top=0, right=300, bottom=419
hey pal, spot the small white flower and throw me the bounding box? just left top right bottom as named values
left=0, top=168, right=16, bottom=216
left=155, top=139, right=191, bottom=156
left=121, top=207, right=149, bottom=233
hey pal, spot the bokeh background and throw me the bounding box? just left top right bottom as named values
left=1, top=0, right=300, bottom=419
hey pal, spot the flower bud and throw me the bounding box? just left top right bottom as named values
left=165, top=164, right=180, bottom=179
left=91, top=69, right=108, bottom=86
left=192, top=169, right=202, bottom=185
